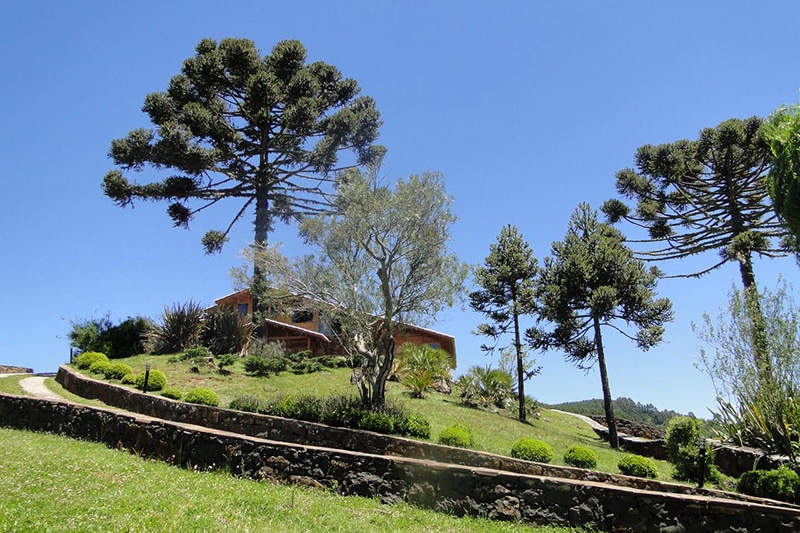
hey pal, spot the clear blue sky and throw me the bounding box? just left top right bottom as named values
left=2, top=1, right=798, bottom=416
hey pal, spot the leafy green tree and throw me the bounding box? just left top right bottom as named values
left=470, top=225, right=539, bottom=422
left=250, top=169, right=467, bottom=408
left=527, top=204, right=673, bottom=448
left=762, top=104, right=800, bottom=256
left=102, top=38, right=383, bottom=316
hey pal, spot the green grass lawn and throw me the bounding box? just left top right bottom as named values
left=0, top=427, right=585, bottom=533
left=44, top=354, right=677, bottom=481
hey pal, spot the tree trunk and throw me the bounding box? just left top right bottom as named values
left=737, top=255, right=772, bottom=387
left=251, top=188, right=271, bottom=331
left=593, top=317, right=619, bottom=449
left=513, top=310, right=526, bottom=423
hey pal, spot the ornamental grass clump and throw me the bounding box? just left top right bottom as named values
left=510, top=437, right=553, bottom=463
left=563, top=445, right=598, bottom=469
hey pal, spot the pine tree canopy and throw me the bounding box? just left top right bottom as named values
left=102, top=37, right=383, bottom=254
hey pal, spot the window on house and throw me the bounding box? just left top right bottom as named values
left=236, top=303, right=249, bottom=315
left=291, top=309, right=313, bottom=323
left=427, top=342, right=440, bottom=349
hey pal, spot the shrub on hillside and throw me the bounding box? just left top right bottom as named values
left=201, top=306, right=254, bottom=356
left=618, top=454, right=658, bottom=479
left=132, top=369, right=167, bottom=392
left=148, top=301, right=204, bottom=354
left=160, top=387, right=183, bottom=401
left=737, top=466, right=800, bottom=504
left=67, top=315, right=153, bottom=358
left=184, top=387, right=220, bottom=407
left=74, top=351, right=109, bottom=370
left=510, top=437, right=553, bottom=463
left=103, top=362, right=133, bottom=381
left=228, top=395, right=267, bottom=413
left=395, top=412, right=431, bottom=439
left=563, top=445, right=598, bottom=469
left=438, top=423, right=475, bottom=448
left=358, top=411, right=395, bottom=434
left=180, top=347, right=210, bottom=361
left=89, top=360, right=110, bottom=375
left=665, top=416, right=721, bottom=483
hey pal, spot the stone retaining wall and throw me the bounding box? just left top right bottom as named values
left=2, top=393, right=798, bottom=532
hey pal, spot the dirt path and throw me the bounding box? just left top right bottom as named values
left=19, top=377, right=64, bottom=401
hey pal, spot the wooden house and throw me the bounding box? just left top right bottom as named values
left=212, top=289, right=456, bottom=366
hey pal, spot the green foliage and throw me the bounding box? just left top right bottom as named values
left=618, top=454, right=658, bottom=479
left=201, top=307, right=254, bottom=356
left=102, top=37, right=383, bottom=256
left=228, top=394, right=266, bottom=413
left=67, top=315, right=154, bottom=358
left=563, top=445, right=598, bottom=469
left=103, top=362, right=133, bottom=381
left=762, top=104, right=800, bottom=252
left=181, top=347, right=210, bottom=360
left=664, top=416, right=720, bottom=483
left=120, top=373, right=136, bottom=385
left=527, top=204, right=673, bottom=449
left=602, top=116, right=788, bottom=284
left=74, top=351, right=109, bottom=370
left=456, top=365, right=514, bottom=410
left=737, top=466, right=800, bottom=504
left=510, top=438, right=554, bottom=463
left=395, top=412, right=431, bottom=439
left=216, top=354, right=237, bottom=369
left=160, top=387, right=183, bottom=400
left=149, top=301, right=204, bottom=354
left=184, top=387, right=220, bottom=407
left=89, top=360, right=110, bottom=375
left=242, top=355, right=289, bottom=377
left=698, top=281, right=800, bottom=460
left=358, top=411, right=395, bottom=434
left=133, top=369, right=167, bottom=392
left=470, top=224, right=540, bottom=422
left=395, top=343, right=453, bottom=399
left=438, top=423, right=476, bottom=449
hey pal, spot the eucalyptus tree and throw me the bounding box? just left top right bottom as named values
left=470, top=225, right=540, bottom=422
left=249, top=169, right=467, bottom=408
left=527, top=204, right=673, bottom=448
left=102, top=37, right=383, bottom=315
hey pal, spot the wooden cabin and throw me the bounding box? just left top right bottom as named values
left=211, top=289, right=457, bottom=366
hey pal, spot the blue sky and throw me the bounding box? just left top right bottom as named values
left=2, top=1, right=798, bottom=416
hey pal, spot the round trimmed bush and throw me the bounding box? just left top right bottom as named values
left=358, top=411, right=395, bottom=434
left=510, top=438, right=554, bottom=463
left=133, top=369, right=167, bottom=392
left=74, top=351, right=108, bottom=370
left=184, top=387, right=220, bottom=406
left=103, top=362, right=133, bottom=381
left=160, top=387, right=183, bottom=401
left=438, top=423, right=475, bottom=448
left=563, top=445, right=598, bottom=469
left=618, top=454, right=658, bottom=479
left=89, top=360, right=110, bottom=375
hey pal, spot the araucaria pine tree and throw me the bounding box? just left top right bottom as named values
left=470, top=225, right=539, bottom=422
left=102, top=38, right=383, bottom=317
left=527, top=204, right=673, bottom=448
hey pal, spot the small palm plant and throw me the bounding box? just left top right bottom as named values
left=395, top=343, right=453, bottom=399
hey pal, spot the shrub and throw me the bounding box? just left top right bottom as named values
left=132, top=369, right=167, bottom=392
left=67, top=314, right=153, bottom=358
left=180, top=347, right=210, bottom=361
left=185, top=387, right=220, bottom=407
left=88, top=360, right=110, bottom=375
left=242, top=355, right=289, bottom=377
left=358, top=411, right=395, bottom=434
left=618, top=454, right=658, bottom=479
left=395, top=412, right=431, bottom=439
left=217, top=354, right=237, bottom=369
left=201, top=307, right=254, bottom=356
left=321, top=355, right=348, bottom=368
left=456, top=365, right=514, bottom=410
left=228, top=395, right=267, bottom=413
left=121, top=373, right=136, bottom=385
left=74, top=351, right=108, bottom=370
left=563, top=445, right=598, bottom=469
left=438, top=423, right=475, bottom=448
left=665, top=416, right=720, bottom=483
left=737, top=466, right=800, bottom=503
left=103, top=362, right=133, bottom=380
left=510, top=438, right=553, bottom=463
left=160, top=387, right=183, bottom=401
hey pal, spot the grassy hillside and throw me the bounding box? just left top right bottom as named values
left=40, top=353, right=677, bottom=480
left=0, top=428, right=583, bottom=533
left=546, top=397, right=685, bottom=428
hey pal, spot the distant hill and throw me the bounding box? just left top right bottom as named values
left=545, top=397, right=685, bottom=429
